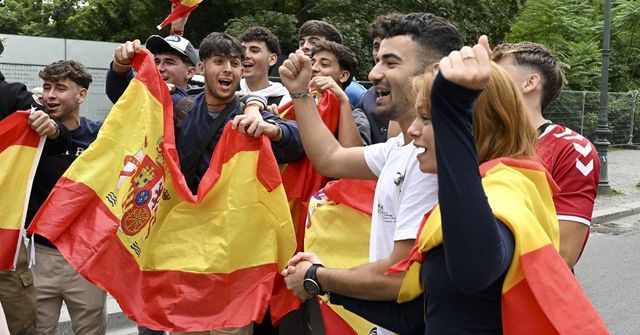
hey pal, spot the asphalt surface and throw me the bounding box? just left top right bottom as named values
left=577, top=212, right=640, bottom=335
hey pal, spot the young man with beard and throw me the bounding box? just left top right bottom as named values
left=279, top=13, right=462, bottom=335
left=29, top=60, right=108, bottom=334
left=0, top=38, right=70, bottom=335
left=354, top=13, right=402, bottom=144
left=492, top=42, right=600, bottom=269
left=107, top=34, right=199, bottom=104
left=238, top=26, right=290, bottom=107
left=296, top=20, right=367, bottom=108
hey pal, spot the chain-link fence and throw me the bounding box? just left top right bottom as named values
left=0, top=63, right=113, bottom=122
left=546, top=90, right=640, bottom=146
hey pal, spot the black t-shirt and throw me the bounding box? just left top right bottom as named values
left=28, top=117, right=103, bottom=247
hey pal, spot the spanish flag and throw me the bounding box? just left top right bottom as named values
left=391, top=158, right=609, bottom=334
left=157, top=0, right=203, bottom=30
left=0, top=111, right=44, bottom=270
left=305, top=179, right=377, bottom=334
left=278, top=92, right=340, bottom=250
left=28, top=49, right=296, bottom=332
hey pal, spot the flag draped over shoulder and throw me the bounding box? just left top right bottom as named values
left=278, top=92, right=340, bottom=250
left=390, top=158, right=609, bottom=335
left=305, top=179, right=377, bottom=334
left=157, top=0, right=203, bottom=30
left=0, top=111, right=44, bottom=270
left=28, top=50, right=296, bottom=332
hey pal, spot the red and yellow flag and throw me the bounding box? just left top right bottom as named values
left=0, top=111, right=44, bottom=270
left=391, top=158, right=609, bottom=334
left=278, top=92, right=340, bottom=251
left=305, top=179, right=377, bottom=334
left=157, top=0, right=203, bottom=30
left=28, top=50, right=296, bottom=332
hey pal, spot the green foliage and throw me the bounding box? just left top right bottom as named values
left=225, top=10, right=298, bottom=55
left=508, top=0, right=602, bottom=91
left=0, top=0, right=526, bottom=80
left=509, top=0, right=640, bottom=92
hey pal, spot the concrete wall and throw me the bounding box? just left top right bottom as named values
left=0, top=33, right=120, bottom=121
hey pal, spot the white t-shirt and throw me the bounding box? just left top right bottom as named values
left=364, top=134, right=439, bottom=262
left=364, top=134, right=438, bottom=335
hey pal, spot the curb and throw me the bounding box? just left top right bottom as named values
left=592, top=201, right=640, bottom=224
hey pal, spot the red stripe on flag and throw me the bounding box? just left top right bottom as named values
left=28, top=178, right=289, bottom=331
left=323, top=179, right=376, bottom=215
left=157, top=2, right=201, bottom=29
left=318, top=298, right=358, bottom=335
left=0, top=228, right=21, bottom=270
left=519, top=244, right=609, bottom=334
left=0, top=111, right=40, bottom=152
left=501, top=274, right=558, bottom=334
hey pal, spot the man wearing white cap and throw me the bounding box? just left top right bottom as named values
left=107, top=34, right=199, bottom=103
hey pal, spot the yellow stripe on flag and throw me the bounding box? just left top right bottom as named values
left=178, top=0, right=202, bottom=7
left=131, top=151, right=292, bottom=273
left=305, top=185, right=374, bottom=334
left=0, top=145, right=40, bottom=230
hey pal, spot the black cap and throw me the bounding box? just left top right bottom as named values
left=145, top=34, right=199, bottom=67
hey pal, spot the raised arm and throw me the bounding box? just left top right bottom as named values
left=433, top=37, right=514, bottom=293
left=279, top=51, right=375, bottom=179
left=106, top=40, right=140, bottom=103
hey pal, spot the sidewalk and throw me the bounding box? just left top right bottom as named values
left=592, top=149, right=640, bottom=223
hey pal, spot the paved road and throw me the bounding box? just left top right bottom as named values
left=576, top=212, right=640, bottom=335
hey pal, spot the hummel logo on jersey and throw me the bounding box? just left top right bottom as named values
left=573, top=142, right=593, bottom=158
left=575, top=159, right=594, bottom=176
left=551, top=128, right=594, bottom=176
left=554, top=128, right=584, bottom=141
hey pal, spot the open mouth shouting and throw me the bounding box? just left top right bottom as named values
left=218, top=78, right=233, bottom=91
left=375, top=86, right=391, bottom=105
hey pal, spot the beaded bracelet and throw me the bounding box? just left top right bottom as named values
left=290, top=90, right=312, bottom=99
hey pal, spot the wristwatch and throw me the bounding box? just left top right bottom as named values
left=303, top=263, right=325, bottom=296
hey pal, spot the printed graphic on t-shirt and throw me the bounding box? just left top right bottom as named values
left=377, top=203, right=396, bottom=226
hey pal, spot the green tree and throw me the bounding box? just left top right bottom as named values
left=611, top=0, right=640, bottom=91
left=225, top=10, right=298, bottom=55
left=508, top=0, right=602, bottom=90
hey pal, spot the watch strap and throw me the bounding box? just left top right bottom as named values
left=304, top=263, right=325, bottom=295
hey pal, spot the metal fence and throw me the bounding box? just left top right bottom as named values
left=0, top=63, right=113, bottom=122
left=546, top=90, right=640, bottom=146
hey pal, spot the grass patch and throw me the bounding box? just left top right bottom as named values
left=599, top=188, right=623, bottom=196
